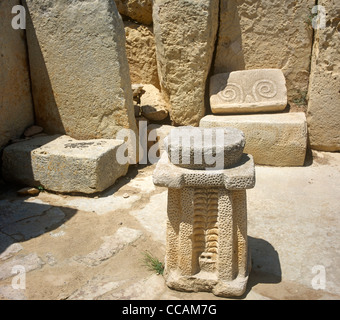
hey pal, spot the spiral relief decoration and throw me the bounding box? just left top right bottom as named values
left=252, top=79, right=278, bottom=100
left=218, top=83, right=244, bottom=103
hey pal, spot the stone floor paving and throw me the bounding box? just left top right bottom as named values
left=0, top=151, right=339, bottom=300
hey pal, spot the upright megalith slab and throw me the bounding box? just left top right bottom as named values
left=153, top=0, right=219, bottom=126
left=24, top=0, right=138, bottom=145
left=307, top=0, right=340, bottom=152
left=210, top=69, right=288, bottom=114
left=153, top=127, right=255, bottom=297
left=0, top=0, right=34, bottom=148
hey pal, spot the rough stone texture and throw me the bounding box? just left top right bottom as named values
left=24, top=0, right=138, bottom=145
left=0, top=253, right=44, bottom=281
left=147, top=124, right=174, bottom=158
left=164, top=127, right=246, bottom=169
left=124, top=21, right=160, bottom=89
left=141, top=84, right=169, bottom=121
left=153, top=153, right=255, bottom=190
left=214, top=0, right=314, bottom=104
left=210, top=69, right=288, bottom=114
left=153, top=149, right=255, bottom=297
left=307, top=0, right=340, bottom=152
left=115, top=0, right=153, bottom=25
left=200, top=113, right=307, bottom=167
left=2, top=135, right=129, bottom=194
left=0, top=0, right=34, bottom=149
left=153, top=0, right=219, bottom=126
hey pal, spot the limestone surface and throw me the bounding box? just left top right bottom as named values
left=115, top=0, right=153, bottom=25
left=307, top=0, right=340, bottom=151
left=210, top=69, right=288, bottom=114
left=164, top=127, right=246, bottom=169
left=124, top=21, right=160, bottom=89
left=153, top=148, right=255, bottom=297
left=153, top=0, right=219, bottom=126
left=200, top=113, right=307, bottom=167
left=213, top=0, right=314, bottom=104
left=141, top=84, right=169, bottom=121
left=153, top=152, right=255, bottom=191
left=2, top=135, right=129, bottom=194
left=24, top=0, right=138, bottom=144
left=0, top=0, right=34, bottom=148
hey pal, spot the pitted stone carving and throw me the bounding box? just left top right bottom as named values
left=153, top=127, right=256, bottom=297
left=210, top=69, right=287, bottom=114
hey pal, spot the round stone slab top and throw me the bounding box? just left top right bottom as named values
left=164, top=127, right=246, bottom=169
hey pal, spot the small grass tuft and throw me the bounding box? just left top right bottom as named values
left=142, top=251, right=164, bottom=275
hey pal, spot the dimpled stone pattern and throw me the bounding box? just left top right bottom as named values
left=162, top=185, right=252, bottom=297
left=154, top=140, right=255, bottom=296
left=164, top=127, right=246, bottom=169
left=153, top=153, right=255, bottom=190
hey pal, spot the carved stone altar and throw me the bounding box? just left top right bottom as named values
left=153, top=127, right=256, bottom=297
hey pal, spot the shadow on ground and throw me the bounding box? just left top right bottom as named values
left=241, top=236, right=282, bottom=298
left=0, top=198, right=78, bottom=256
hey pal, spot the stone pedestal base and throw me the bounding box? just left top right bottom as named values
left=153, top=152, right=255, bottom=297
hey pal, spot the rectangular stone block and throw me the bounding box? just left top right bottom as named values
left=200, top=113, right=307, bottom=166
left=210, top=69, right=287, bottom=114
left=2, top=135, right=129, bottom=194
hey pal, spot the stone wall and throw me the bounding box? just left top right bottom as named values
left=0, top=0, right=34, bottom=149
left=0, top=0, right=339, bottom=157
left=214, top=0, right=315, bottom=108
left=307, top=0, right=340, bottom=151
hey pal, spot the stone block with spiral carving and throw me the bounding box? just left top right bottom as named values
left=153, top=127, right=256, bottom=297
left=210, top=69, right=287, bottom=114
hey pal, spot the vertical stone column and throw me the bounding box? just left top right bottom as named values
left=153, top=127, right=256, bottom=297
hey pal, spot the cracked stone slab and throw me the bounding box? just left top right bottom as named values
left=74, top=227, right=143, bottom=267
left=1, top=207, right=65, bottom=242
left=0, top=199, right=52, bottom=229
left=0, top=253, right=44, bottom=281
left=129, top=192, right=167, bottom=244
left=0, top=285, right=27, bottom=300
left=100, top=274, right=166, bottom=300
left=67, top=276, right=126, bottom=300
left=66, top=194, right=141, bottom=216
left=0, top=243, right=23, bottom=261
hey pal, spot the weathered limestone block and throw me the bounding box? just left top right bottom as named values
left=214, top=0, right=314, bottom=104
left=153, top=0, right=219, bottom=126
left=153, top=127, right=255, bottom=297
left=124, top=21, right=160, bottom=89
left=200, top=113, right=307, bottom=167
left=2, top=135, right=129, bottom=194
left=141, top=84, right=169, bottom=121
left=307, top=0, right=340, bottom=152
left=0, top=0, right=34, bottom=148
left=164, top=127, right=246, bottom=170
left=115, top=0, right=153, bottom=25
left=24, top=0, right=138, bottom=146
left=210, top=69, right=288, bottom=114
